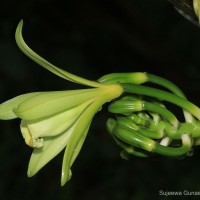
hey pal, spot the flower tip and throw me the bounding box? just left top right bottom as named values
left=27, top=164, right=38, bottom=178
left=16, top=19, right=24, bottom=33
left=61, top=169, right=72, bottom=186
left=27, top=170, right=33, bottom=177
left=19, top=19, right=24, bottom=25
left=15, top=19, right=24, bottom=47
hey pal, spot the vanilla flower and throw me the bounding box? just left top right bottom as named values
left=0, top=20, right=123, bottom=186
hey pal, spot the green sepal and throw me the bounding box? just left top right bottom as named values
left=15, top=88, right=105, bottom=120
left=15, top=20, right=103, bottom=88
left=61, top=98, right=103, bottom=186
left=61, top=122, right=91, bottom=185
left=0, top=92, right=42, bottom=120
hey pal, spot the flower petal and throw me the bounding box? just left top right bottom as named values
left=16, top=20, right=103, bottom=88
left=61, top=121, right=91, bottom=185
left=0, top=92, right=42, bottom=119
left=15, top=88, right=105, bottom=120
left=61, top=98, right=104, bottom=186
left=26, top=99, right=94, bottom=138
left=27, top=122, right=76, bottom=177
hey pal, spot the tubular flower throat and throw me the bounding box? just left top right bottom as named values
left=2, top=20, right=200, bottom=186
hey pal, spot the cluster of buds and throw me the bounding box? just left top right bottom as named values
left=100, top=73, right=200, bottom=159
left=1, top=20, right=200, bottom=186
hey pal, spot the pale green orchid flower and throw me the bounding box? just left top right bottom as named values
left=0, top=20, right=123, bottom=186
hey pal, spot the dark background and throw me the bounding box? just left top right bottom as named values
left=1, top=0, right=200, bottom=199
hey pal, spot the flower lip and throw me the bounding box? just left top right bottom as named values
left=22, top=98, right=95, bottom=140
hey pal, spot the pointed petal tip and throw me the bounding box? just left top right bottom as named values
left=61, top=169, right=72, bottom=186
left=19, top=19, right=24, bottom=25
left=27, top=170, right=33, bottom=177
left=16, top=19, right=24, bottom=34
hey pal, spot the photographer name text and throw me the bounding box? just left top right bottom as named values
left=159, top=190, right=200, bottom=197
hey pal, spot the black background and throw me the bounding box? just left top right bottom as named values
left=1, top=0, right=200, bottom=199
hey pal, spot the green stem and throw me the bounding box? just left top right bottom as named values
left=113, top=136, right=149, bottom=157
left=99, top=72, right=194, bottom=122
left=145, top=73, right=186, bottom=98
left=138, top=129, right=164, bottom=140
left=110, top=115, right=164, bottom=139
left=166, top=121, right=200, bottom=139
left=154, top=134, right=192, bottom=157
left=114, top=124, right=192, bottom=157
left=122, top=83, right=200, bottom=120
left=145, top=73, right=193, bottom=123
left=114, top=125, right=156, bottom=152
left=108, top=99, right=179, bottom=127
